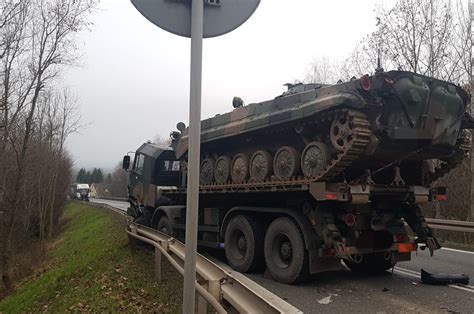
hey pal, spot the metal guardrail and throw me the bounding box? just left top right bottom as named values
left=83, top=200, right=300, bottom=312
left=96, top=196, right=128, bottom=202
left=426, top=218, right=474, bottom=233
left=79, top=200, right=128, bottom=217
left=126, top=223, right=301, bottom=314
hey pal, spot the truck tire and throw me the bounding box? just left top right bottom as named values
left=156, top=216, right=172, bottom=236
left=344, top=252, right=395, bottom=274
left=224, top=215, right=264, bottom=273
left=264, top=217, right=309, bottom=284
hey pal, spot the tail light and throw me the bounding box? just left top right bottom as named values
left=398, top=243, right=417, bottom=253
left=359, top=74, right=371, bottom=91
left=325, top=193, right=338, bottom=200
left=431, top=187, right=447, bottom=201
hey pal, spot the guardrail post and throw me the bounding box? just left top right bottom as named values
left=129, top=225, right=138, bottom=254
left=154, top=247, right=162, bottom=283
left=196, top=294, right=207, bottom=314
left=208, top=280, right=221, bottom=301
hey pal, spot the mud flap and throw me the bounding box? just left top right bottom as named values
left=309, top=250, right=342, bottom=274
left=402, top=205, right=441, bottom=256
left=421, top=269, right=469, bottom=285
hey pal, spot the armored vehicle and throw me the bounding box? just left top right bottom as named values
left=123, top=70, right=472, bottom=284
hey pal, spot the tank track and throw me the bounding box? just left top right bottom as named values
left=314, top=110, right=371, bottom=181
left=200, top=109, right=372, bottom=189
left=427, top=134, right=471, bottom=184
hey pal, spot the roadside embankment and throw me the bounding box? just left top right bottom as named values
left=0, top=203, right=182, bottom=312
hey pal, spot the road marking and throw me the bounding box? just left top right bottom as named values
left=393, top=267, right=474, bottom=294
left=440, top=247, right=474, bottom=255
left=392, top=267, right=419, bottom=279
left=394, top=267, right=419, bottom=275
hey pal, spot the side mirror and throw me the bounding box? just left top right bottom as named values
left=122, top=155, right=130, bottom=170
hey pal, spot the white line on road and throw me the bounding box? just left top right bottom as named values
left=392, top=267, right=474, bottom=294
left=440, top=247, right=474, bottom=255
left=394, top=267, right=418, bottom=275
left=392, top=267, right=419, bottom=279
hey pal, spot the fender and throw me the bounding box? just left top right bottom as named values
left=220, top=206, right=321, bottom=251
left=150, top=205, right=185, bottom=228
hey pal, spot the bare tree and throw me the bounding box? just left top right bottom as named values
left=104, top=161, right=129, bottom=198
left=341, top=0, right=470, bottom=84
left=304, top=56, right=343, bottom=84
left=47, top=88, right=81, bottom=238
left=0, top=0, right=97, bottom=290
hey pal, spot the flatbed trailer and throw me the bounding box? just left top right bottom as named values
left=123, top=143, right=443, bottom=284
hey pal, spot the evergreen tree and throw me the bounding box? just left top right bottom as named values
left=85, top=171, right=91, bottom=183
left=91, top=168, right=104, bottom=183
left=76, top=168, right=86, bottom=183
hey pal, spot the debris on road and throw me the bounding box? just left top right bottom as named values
left=421, top=269, right=469, bottom=285
left=317, top=293, right=338, bottom=305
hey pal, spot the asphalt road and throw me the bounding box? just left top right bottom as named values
left=91, top=198, right=129, bottom=212
left=91, top=198, right=474, bottom=313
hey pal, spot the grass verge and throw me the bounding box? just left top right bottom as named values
left=0, top=203, right=182, bottom=312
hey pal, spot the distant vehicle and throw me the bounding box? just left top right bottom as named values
left=123, top=70, right=472, bottom=284
left=68, top=183, right=90, bottom=201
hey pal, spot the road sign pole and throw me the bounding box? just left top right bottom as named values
left=183, top=0, right=203, bottom=313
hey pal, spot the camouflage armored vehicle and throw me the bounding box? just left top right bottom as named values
left=123, top=70, right=472, bottom=284
left=172, top=70, right=471, bottom=187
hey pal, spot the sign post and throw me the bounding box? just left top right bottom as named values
left=130, top=1, right=260, bottom=312
left=183, top=0, right=203, bottom=312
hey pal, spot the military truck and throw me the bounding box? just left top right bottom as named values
left=123, top=70, right=472, bottom=284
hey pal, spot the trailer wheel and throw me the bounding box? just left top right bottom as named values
left=225, top=215, right=264, bottom=273
left=156, top=216, right=172, bottom=236
left=264, top=217, right=309, bottom=284
left=344, top=252, right=395, bottom=274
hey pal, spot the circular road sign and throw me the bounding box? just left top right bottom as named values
left=131, top=0, right=260, bottom=38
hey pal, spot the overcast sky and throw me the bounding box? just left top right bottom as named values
left=65, top=0, right=395, bottom=170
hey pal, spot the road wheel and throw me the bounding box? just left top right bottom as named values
left=273, top=146, right=300, bottom=179
left=214, top=155, right=232, bottom=184
left=250, top=150, right=273, bottom=182
left=231, top=154, right=249, bottom=183
left=200, top=158, right=215, bottom=185
left=156, top=215, right=172, bottom=236
left=264, top=217, right=309, bottom=284
left=225, top=215, right=264, bottom=272
left=344, top=252, right=395, bottom=274
left=301, top=142, right=330, bottom=177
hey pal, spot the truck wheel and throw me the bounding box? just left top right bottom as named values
left=225, top=215, right=264, bottom=273
left=264, top=217, right=309, bottom=284
left=344, top=252, right=395, bottom=274
left=156, top=216, right=172, bottom=236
